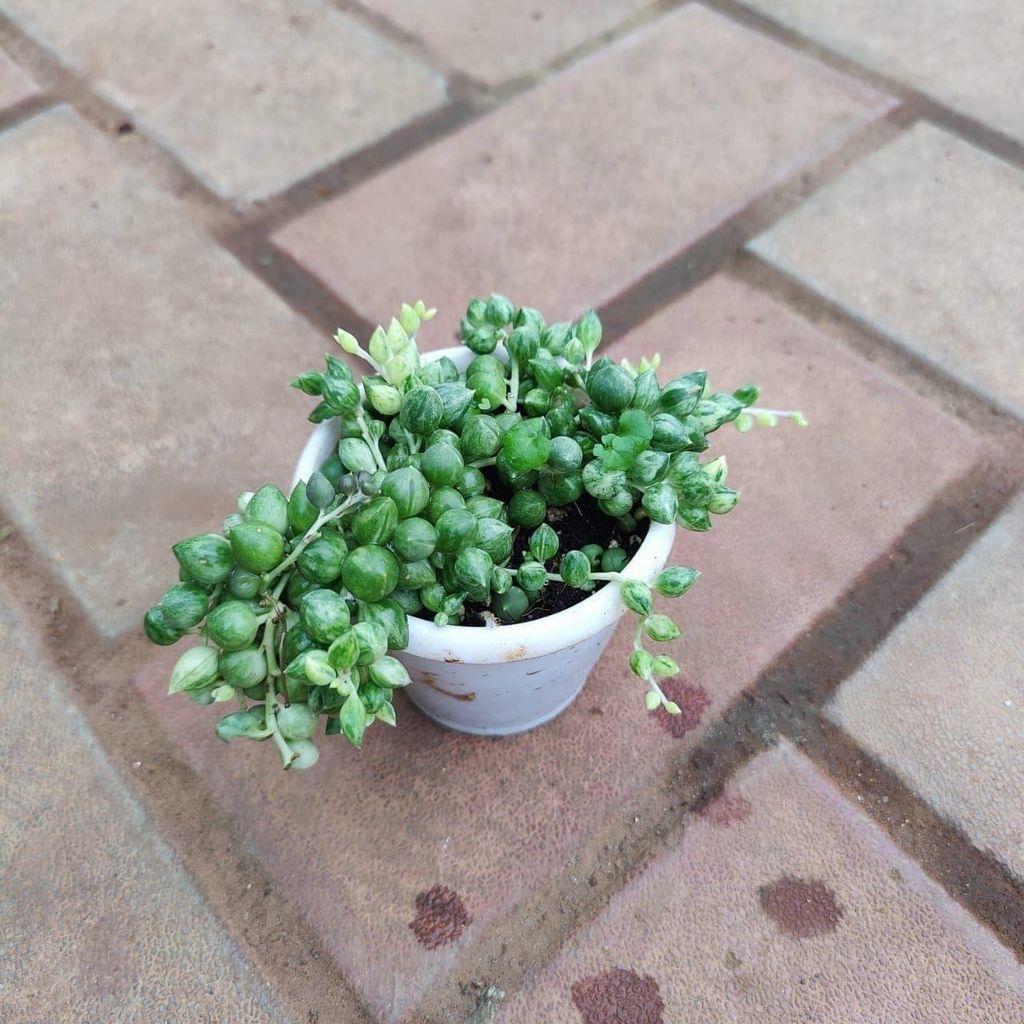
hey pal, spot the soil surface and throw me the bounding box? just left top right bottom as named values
left=457, top=473, right=647, bottom=625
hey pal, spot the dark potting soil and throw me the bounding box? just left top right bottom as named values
left=485, top=495, right=646, bottom=624
left=416, top=467, right=647, bottom=626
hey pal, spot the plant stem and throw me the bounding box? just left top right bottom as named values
left=543, top=569, right=622, bottom=583
left=632, top=619, right=668, bottom=704
left=260, top=615, right=297, bottom=767
left=355, top=407, right=388, bottom=471
left=504, top=356, right=520, bottom=412
left=261, top=498, right=359, bottom=588
left=347, top=343, right=385, bottom=377
left=746, top=406, right=808, bottom=426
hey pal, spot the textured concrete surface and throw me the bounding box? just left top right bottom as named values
left=0, top=591, right=284, bottom=1024
left=0, top=47, right=38, bottom=109
left=2, top=1, right=1023, bottom=1020
left=750, top=123, right=1024, bottom=416
left=363, top=0, right=648, bottom=85
left=829, top=494, right=1024, bottom=882
left=1, top=0, right=445, bottom=199
left=134, top=273, right=986, bottom=1022
left=274, top=4, right=892, bottom=337
left=502, top=742, right=1024, bottom=1023
left=0, top=108, right=326, bottom=636
left=737, top=0, right=1024, bottom=144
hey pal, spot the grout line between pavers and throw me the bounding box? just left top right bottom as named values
left=459, top=0, right=696, bottom=105
left=329, top=0, right=483, bottom=93
left=730, top=253, right=1024, bottom=441
left=798, top=714, right=1024, bottom=961
left=226, top=97, right=478, bottom=240
left=223, top=224, right=380, bottom=340
left=0, top=90, right=55, bottom=134
left=595, top=105, right=907, bottom=346
left=234, top=0, right=695, bottom=239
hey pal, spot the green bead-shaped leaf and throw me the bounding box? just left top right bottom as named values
left=215, top=707, right=268, bottom=742
left=169, top=645, right=219, bottom=694
left=368, top=655, right=411, bottom=689
left=620, top=579, right=653, bottom=616
left=159, top=582, right=209, bottom=630
left=229, top=522, right=285, bottom=574
left=172, top=533, right=235, bottom=587
left=502, top=422, right=551, bottom=474
left=559, top=550, right=591, bottom=589
left=206, top=601, right=259, bottom=651
left=339, top=692, right=368, bottom=748
left=300, top=589, right=352, bottom=645
left=529, top=523, right=559, bottom=564
left=653, top=566, right=699, bottom=598
left=340, top=545, right=400, bottom=602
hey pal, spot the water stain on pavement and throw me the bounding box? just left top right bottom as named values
left=570, top=967, right=665, bottom=1024
left=409, top=884, right=472, bottom=950
left=758, top=876, right=843, bottom=939
left=655, top=679, right=711, bottom=738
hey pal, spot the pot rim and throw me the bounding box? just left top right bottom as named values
left=291, top=344, right=678, bottom=664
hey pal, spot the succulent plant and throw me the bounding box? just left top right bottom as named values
left=146, top=297, right=804, bottom=769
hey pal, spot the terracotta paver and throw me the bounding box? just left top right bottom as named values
left=829, top=494, right=1024, bottom=882
left=0, top=107, right=327, bottom=636
left=501, top=742, right=1024, bottom=1023
left=0, top=48, right=39, bottom=110
left=274, top=4, right=893, bottom=337
left=0, top=591, right=284, bottom=1024
left=134, top=274, right=985, bottom=1022
left=737, top=0, right=1024, bottom=144
left=2, top=0, right=445, bottom=200
left=363, top=0, right=647, bottom=85
left=750, top=122, right=1024, bottom=417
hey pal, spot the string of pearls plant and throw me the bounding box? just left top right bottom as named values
left=145, top=296, right=804, bottom=770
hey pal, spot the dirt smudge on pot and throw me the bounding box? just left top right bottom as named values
left=409, top=884, right=472, bottom=950
left=504, top=645, right=528, bottom=662
left=418, top=671, right=476, bottom=701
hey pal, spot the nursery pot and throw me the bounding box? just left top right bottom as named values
left=292, top=345, right=677, bottom=736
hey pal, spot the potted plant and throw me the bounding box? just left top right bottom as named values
left=145, top=296, right=804, bottom=769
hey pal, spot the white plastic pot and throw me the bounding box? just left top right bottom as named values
left=292, top=346, right=676, bottom=736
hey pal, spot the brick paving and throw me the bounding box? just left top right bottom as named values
left=361, top=0, right=650, bottom=86
left=0, top=4, right=1022, bottom=1024
left=502, top=744, right=1024, bottom=1023
left=736, top=0, right=1024, bottom=145
left=3, top=0, right=445, bottom=200
left=750, top=123, right=1024, bottom=417
left=0, top=588, right=285, bottom=1024
left=0, top=107, right=326, bottom=635
left=274, top=5, right=892, bottom=338
left=829, top=494, right=1024, bottom=884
